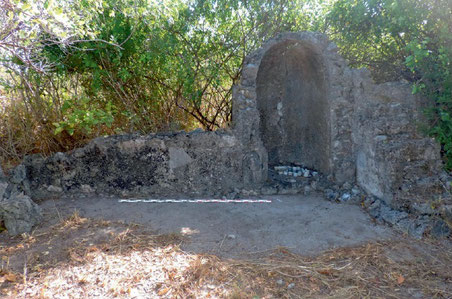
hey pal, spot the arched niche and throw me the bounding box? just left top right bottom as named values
left=256, top=40, right=330, bottom=173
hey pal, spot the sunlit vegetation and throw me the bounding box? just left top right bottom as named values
left=1, top=0, right=451, bottom=169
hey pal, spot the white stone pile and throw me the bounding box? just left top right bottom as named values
left=274, top=166, right=318, bottom=178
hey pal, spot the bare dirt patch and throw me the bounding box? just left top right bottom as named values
left=37, top=194, right=395, bottom=257
left=1, top=210, right=451, bottom=298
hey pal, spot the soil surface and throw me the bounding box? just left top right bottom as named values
left=38, top=193, right=394, bottom=257
left=1, top=193, right=451, bottom=298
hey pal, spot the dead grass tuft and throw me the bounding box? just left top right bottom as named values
left=61, top=210, right=87, bottom=228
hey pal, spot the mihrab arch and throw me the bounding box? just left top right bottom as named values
left=233, top=32, right=354, bottom=183
left=256, top=40, right=330, bottom=173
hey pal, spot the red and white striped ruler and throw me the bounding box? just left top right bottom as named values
left=118, top=199, right=272, bottom=203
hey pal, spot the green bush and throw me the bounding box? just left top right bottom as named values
left=2, top=0, right=451, bottom=171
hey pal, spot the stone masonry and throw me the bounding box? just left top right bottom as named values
left=233, top=32, right=448, bottom=212
left=15, top=130, right=267, bottom=199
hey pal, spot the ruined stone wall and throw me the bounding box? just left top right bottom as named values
left=234, top=32, right=450, bottom=215
left=13, top=130, right=267, bottom=199
left=353, top=79, right=444, bottom=210
left=7, top=31, right=451, bottom=221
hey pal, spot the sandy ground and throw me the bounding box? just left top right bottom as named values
left=40, top=193, right=394, bottom=257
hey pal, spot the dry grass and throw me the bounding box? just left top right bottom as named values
left=229, top=241, right=452, bottom=298
left=0, top=213, right=451, bottom=298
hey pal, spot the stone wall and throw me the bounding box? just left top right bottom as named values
left=14, top=130, right=267, bottom=199
left=233, top=32, right=450, bottom=215
left=353, top=79, right=444, bottom=211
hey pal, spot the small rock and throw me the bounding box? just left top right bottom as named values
left=395, top=218, right=412, bottom=233
left=368, top=199, right=381, bottom=218
left=227, top=234, right=236, bottom=239
left=351, top=187, right=360, bottom=195
left=73, top=149, right=86, bottom=158
left=276, top=279, right=284, bottom=286
left=380, top=206, right=408, bottom=225
left=430, top=219, right=450, bottom=238
left=261, top=186, right=278, bottom=195
left=288, top=283, right=295, bottom=289
left=325, top=189, right=338, bottom=201
left=278, top=185, right=299, bottom=195
left=242, top=189, right=258, bottom=196
left=374, top=135, right=388, bottom=142
left=52, top=152, right=67, bottom=162
left=47, top=185, right=63, bottom=193
left=440, top=205, right=452, bottom=227
left=226, top=191, right=238, bottom=199
left=412, top=203, right=435, bottom=215
left=310, top=181, right=318, bottom=190
left=408, top=218, right=429, bottom=239
left=339, top=193, right=351, bottom=202
left=342, top=182, right=352, bottom=190
left=0, top=181, right=7, bottom=199
left=0, top=193, right=42, bottom=236
left=80, top=184, right=95, bottom=193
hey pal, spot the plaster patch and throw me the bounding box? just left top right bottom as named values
left=169, top=147, right=193, bottom=169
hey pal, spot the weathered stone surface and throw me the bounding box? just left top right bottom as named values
left=10, top=164, right=26, bottom=184
left=18, top=131, right=267, bottom=199
left=440, top=205, right=452, bottom=227
left=354, top=82, right=444, bottom=210
left=0, top=182, right=7, bottom=200
left=0, top=166, right=7, bottom=200
left=0, top=165, right=42, bottom=236
left=168, top=147, right=193, bottom=170
left=256, top=40, right=330, bottom=173
left=380, top=206, right=409, bottom=225
left=430, top=219, right=451, bottom=239
left=0, top=193, right=42, bottom=236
